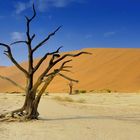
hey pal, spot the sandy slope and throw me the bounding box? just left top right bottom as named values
left=0, top=93, right=140, bottom=140
left=1, top=48, right=140, bottom=92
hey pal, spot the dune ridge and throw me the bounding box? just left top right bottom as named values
left=0, top=48, right=140, bottom=93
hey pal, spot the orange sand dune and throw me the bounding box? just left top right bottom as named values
left=0, top=48, right=140, bottom=93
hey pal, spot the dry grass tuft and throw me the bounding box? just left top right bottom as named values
left=53, top=96, right=86, bottom=103
left=53, top=96, right=74, bottom=102
left=77, top=99, right=86, bottom=103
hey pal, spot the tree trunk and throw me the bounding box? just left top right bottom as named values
left=21, top=75, right=39, bottom=119
left=23, top=91, right=39, bottom=119
left=69, top=85, right=72, bottom=95
left=13, top=75, right=54, bottom=120
left=69, top=81, right=73, bottom=95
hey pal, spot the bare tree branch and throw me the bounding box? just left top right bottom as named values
left=32, top=26, right=62, bottom=52
left=53, top=52, right=92, bottom=66
left=31, top=34, right=35, bottom=41
left=32, top=58, right=70, bottom=92
left=10, top=41, right=27, bottom=46
left=45, top=59, right=72, bottom=77
left=40, top=69, right=77, bottom=99
left=44, top=59, right=76, bottom=83
left=25, top=4, right=36, bottom=44
left=61, top=69, right=71, bottom=72
left=35, top=60, right=75, bottom=107
left=63, top=66, right=72, bottom=69
left=32, top=52, right=90, bottom=91
left=0, top=75, right=25, bottom=91
left=33, top=46, right=62, bottom=73
left=27, top=4, right=36, bottom=22
left=59, top=59, right=72, bottom=69
left=58, top=73, right=79, bottom=83
left=0, top=43, right=28, bottom=76
left=45, top=51, right=91, bottom=75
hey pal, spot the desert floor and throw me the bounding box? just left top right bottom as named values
left=0, top=93, right=140, bottom=140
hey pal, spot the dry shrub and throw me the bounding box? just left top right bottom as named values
left=53, top=96, right=74, bottom=102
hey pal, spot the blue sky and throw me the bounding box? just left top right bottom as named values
left=0, top=0, right=140, bottom=65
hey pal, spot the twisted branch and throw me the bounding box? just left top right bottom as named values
left=0, top=43, right=28, bottom=76
left=32, top=51, right=91, bottom=92
left=33, top=46, right=62, bottom=73
left=53, top=52, right=92, bottom=66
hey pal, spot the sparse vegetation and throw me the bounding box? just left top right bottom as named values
left=53, top=96, right=86, bottom=103
left=77, top=98, right=86, bottom=103
left=74, top=89, right=87, bottom=94
left=74, top=90, right=80, bottom=94
left=80, top=90, right=87, bottom=93
left=22, top=94, right=26, bottom=96
left=44, top=92, right=49, bottom=96
left=11, top=91, right=22, bottom=94
left=53, top=96, right=74, bottom=102
left=90, top=89, right=116, bottom=93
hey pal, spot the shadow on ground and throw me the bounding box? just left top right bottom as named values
left=40, top=114, right=140, bottom=123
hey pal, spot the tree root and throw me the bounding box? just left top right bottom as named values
left=0, top=108, right=39, bottom=122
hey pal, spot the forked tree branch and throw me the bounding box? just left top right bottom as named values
left=45, top=59, right=72, bottom=78
left=36, top=60, right=77, bottom=99
left=59, top=59, right=72, bottom=69
left=35, top=63, right=64, bottom=104
left=25, top=4, right=36, bottom=43
left=0, top=75, right=25, bottom=91
left=53, top=52, right=92, bottom=66
left=33, top=46, right=62, bottom=73
left=48, top=51, right=91, bottom=76
left=44, top=52, right=91, bottom=77
left=45, top=60, right=78, bottom=82
left=25, top=4, right=36, bottom=22
left=0, top=43, right=28, bottom=76
left=32, top=26, right=62, bottom=52
left=32, top=51, right=91, bottom=92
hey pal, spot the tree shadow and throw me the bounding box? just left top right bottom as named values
left=40, top=114, right=140, bottom=123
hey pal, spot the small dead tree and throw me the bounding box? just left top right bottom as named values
left=0, top=5, right=91, bottom=120
left=69, top=81, right=73, bottom=95
left=68, top=80, right=78, bottom=95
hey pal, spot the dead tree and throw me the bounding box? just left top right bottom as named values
left=69, top=81, right=73, bottom=95
left=0, top=5, right=91, bottom=120
left=68, top=80, right=78, bottom=95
